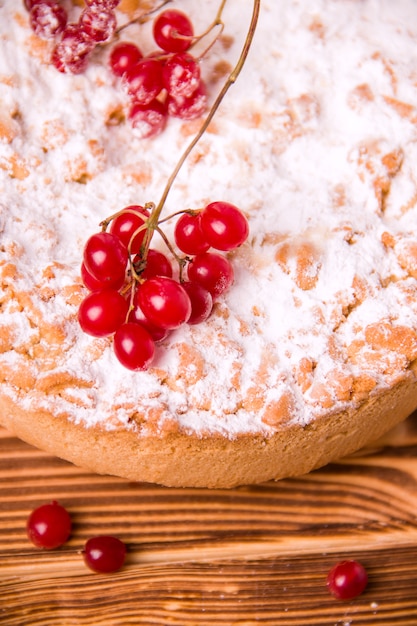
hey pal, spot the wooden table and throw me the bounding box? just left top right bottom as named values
left=1, top=414, right=417, bottom=625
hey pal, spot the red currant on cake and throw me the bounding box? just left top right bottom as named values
left=79, top=6, right=117, bottom=44
left=174, top=212, right=210, bottom=255
left=51, top=24, right=95, bottom=74
left=129, top=99, right=168, bottom=139
left=26, top=501, right=72, bottom=550
left=167, top=82, right=208, bottom=120
left=29, top=0, right=68, bottom=40
left=153, top=9, right=194, bottom=53
left=83, top=536, right=127, bottom=573
left=83, top=231, right=128, bottom=285
left=78, top=289, right=129, bottom=337
left=187, top=251, right=234, bottom=298
left=113, top=322, right=156, bottom=371
left=326, top=560, right=368, bottom=600
left=138, top=276, right=192, bottom=330
left=182, top=281, right=213, bottom=325
left=109, top=42, right=143, bottom=77
left=200, top=201, right=249, bottom=251
left=134, top=248, right=173, bottom=280
left=108, top=205, right=149, bottom=254
left=162, top=53, right=201, bottom=99
left=124, top=58, right=164, bottom=106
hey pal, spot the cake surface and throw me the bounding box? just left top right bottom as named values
left=1, top=0, right=417, bottom=487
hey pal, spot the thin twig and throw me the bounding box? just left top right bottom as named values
left=144, top=0, right=261, bottom=248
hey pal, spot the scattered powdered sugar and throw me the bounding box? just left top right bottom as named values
left=1, top=0, right=417, bottom=436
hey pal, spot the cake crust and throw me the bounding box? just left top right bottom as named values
left=2, top=374, right=417, bottom=488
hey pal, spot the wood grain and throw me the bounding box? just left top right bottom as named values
left=1, top=415, right=417, bottom=625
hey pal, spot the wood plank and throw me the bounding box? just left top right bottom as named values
left=0, top=414, right=417, bottom=624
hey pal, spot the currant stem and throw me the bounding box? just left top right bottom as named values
left=146, top=0, right=260, bottom=239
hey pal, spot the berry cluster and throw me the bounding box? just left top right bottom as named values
left=24, top=0, right=119, bottom=74
left=79, top=201, right=249, bottom=371
left=109, top=8, right=207, bottom=138
left=24, top=1, right=210, bottom=137
left=26, top=500, right=127, bottom=573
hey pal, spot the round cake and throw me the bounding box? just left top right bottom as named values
left=1, top=0, right=417, bottom=488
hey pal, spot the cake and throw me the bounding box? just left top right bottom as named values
left=1, top=0, right=417, bottom=488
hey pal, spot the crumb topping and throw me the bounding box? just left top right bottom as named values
left=1, top=0, right=417, bottom=437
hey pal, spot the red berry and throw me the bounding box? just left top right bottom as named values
left=167, top=81, right=207, bottom=120
left=83, top=231, right=128, bottom=285
left=182, top=281, right=213, bottom=324
left=51, top=24, right=95, bottom=74
left=153, top=9, right=194, bottom=53
left=129, top=99, right=168, bottom=139
left=134, top=248, right=173, bottom=280
left=79, top=6, right=117, bottom=43
left=109, top=42, right=143, bottom=77
left=109, top=205, right=149, bottom=254
left=29, top=1, right=67, bottom=40
left=327, top=560, right=368, bottom=600
left=113, top=322, right=155, bottom=370
left=81, top=261, right=125, bottom=292
left=162, top=53, right=201, bottom=99
left=187, top=252, right=234, bottom=298
left=128, top=295, right=170, bottom=342
left=27, top=501, right=72, bottom=550
left=174, top=212, right=210, bottom=255
left=83, top=536, right=126, bottom=573
left=200, top=201, right=249, bottom=251
left=124, top=58, right=164, bottom=106
left=138, top=277, right=191, bottom=330
left=78, top=289, right=128, bottom=337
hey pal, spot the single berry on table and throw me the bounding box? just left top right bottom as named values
left=326, top=560, right=368, bottom=600
left=153, top=9, right=194, bottom=53
left=83, top=535, right=127, bottom=573
left=26, top=501, right=72, bottom=550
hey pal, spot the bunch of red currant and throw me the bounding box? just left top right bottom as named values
left=109, top=8, right=208, bottom=138
left=24, top=0, right=210, bottom=137
left=79, top=201, right=249, bottom=371
left=24, top=0, right=119, bottom=73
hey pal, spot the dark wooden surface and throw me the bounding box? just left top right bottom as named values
left=1, top=414, right=417, bottom=625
